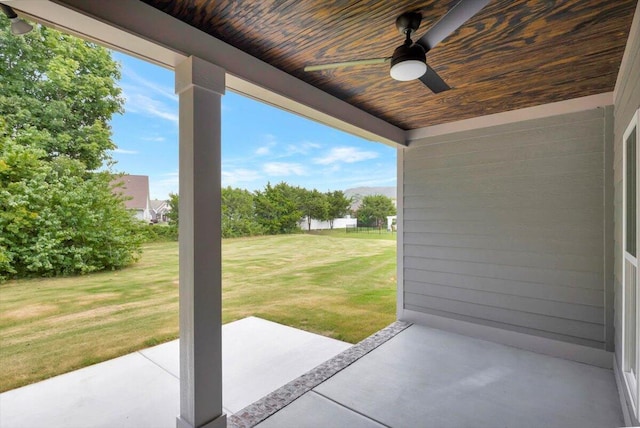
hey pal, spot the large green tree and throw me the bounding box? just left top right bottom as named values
left=0, top=19, right=123, bottom=170
left=0, top=18, right=141, bottom=279
left=298, top=188, right=329, bottom=231
left=221, top=186, right=263, bottom=238
left=254, top=182, right=302, bottom=234
left=326, top=190, right=352, bottom=229
left=357, top=195, right=396, bottom=228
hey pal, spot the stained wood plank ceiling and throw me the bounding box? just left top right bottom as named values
left=143, top=0, right=637, bottom=130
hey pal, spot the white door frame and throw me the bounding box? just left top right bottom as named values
left=622, top=107, right=640, bottom=420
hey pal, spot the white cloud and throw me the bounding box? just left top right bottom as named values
left=122, top=88, right=179, bottom=124
left=285, top=141, right=322, bottom=155
left=122, top=67, right=177, bottom=102
left=255, top=134, right=278, bottom=156
left=222, top=168, right=263, bottom=186
left=119, top=68, right=178, bottom=125
left=113, top=148, right=138, bottom=155
left=263, top=162, right=306, bottom=176
left=112, top=148, right=138, bottom=155
left=141, top=135, right=166, bottom=142
left=314, top=147, right=379, bottom=165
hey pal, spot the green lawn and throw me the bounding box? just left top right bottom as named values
left=0, top=232, right=396, bottom=392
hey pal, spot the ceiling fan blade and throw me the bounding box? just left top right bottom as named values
left=419, top=67, right=450, bottom=93
left=304, top=58, right=390, bottom=72
left=416, top=0, right=490, bottom=51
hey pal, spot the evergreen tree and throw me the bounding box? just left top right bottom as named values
left=254, top=182, right=302, bottom=234
left=326, top=190, right=352, bottom=229
left=357, top=195, right=396, bottom=228
left=221, top=186, right=263, bottom=238
left=298, top=188, right=329, bottom=231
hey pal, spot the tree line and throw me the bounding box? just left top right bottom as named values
left=166, top=183, right=396, bottom=239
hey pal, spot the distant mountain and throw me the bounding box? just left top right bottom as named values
left=344, top=186, right=396, bottom=210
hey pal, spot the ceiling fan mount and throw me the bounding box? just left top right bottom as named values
left=395, top=12, right=422, bottom=36
left=303, top=0, right=490, bottom=94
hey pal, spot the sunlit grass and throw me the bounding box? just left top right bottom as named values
left=0, top=233, right=396, bottom=392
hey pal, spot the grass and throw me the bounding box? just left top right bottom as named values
left=0, top=231, right=396, bottom=392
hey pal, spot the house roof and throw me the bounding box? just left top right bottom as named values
left=142, top=0, right=637, bottom=131
left=150, top=199, right=165, bottom=210
left=150, top=199, right=170, bottom=213
left=113, top=175, right=150, bottom=210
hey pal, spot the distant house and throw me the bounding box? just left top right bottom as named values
left=150, top=199, right=171, bottom=223
left=112, top=175, right=152, bottom=221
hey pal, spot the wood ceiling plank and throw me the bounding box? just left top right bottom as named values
left=143, top=0, right=637, bottom=130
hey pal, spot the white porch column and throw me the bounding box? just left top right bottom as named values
left=175, top=56, right=226, bottom=428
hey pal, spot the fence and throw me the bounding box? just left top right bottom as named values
left=345, top=225, right=396, bottom=234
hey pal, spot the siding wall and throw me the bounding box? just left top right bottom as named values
left=402, top=109, right=612, bottom=350
left=613, top=2, right=640, bottom=424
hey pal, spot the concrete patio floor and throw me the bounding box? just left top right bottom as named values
left=255, top=324, right=624, bottom=428
left=1, top=319, right=625, bottom=428
left=0, top=317, right=351, bottom=428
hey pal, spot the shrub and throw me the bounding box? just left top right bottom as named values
left=0, top=141, right=143, bottom=279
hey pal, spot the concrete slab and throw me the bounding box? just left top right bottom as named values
left=221, top=317, right=351, bottom=413
left=3, top=320, right=623, bottom=428
left=0, top=317, right=351, bottom=428
left=255, top=391, right=385, bottom=428
left=313, top=324, right=624, bottom=428
left=0, top=352, right=179, bottom=428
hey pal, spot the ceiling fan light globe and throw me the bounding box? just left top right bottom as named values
left=390, top=42, right=427, bottom=81
left=10, top=17, right=33, bottom=35
left=390, top=60, right=427, bottom=81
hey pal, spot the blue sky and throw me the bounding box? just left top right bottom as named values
left=109, top=52, right=397, bottom=200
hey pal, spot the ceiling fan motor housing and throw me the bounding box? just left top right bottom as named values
left=391, top=43, right=426, bottom=68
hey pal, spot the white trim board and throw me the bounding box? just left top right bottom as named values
left=615, top=355, right=639, bottom=427
left=13, top=0, right=405, bottom=147
left=396, top=147, right=405, bottom=320
left=400, top=309, right=614, bottom=369
left=406, top=93, right=613, bottom=143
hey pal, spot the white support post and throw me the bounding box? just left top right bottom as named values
left=175, top=56, right=226, bottom=428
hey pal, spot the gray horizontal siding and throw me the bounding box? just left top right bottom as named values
left=404, top=258, right=602, bottom=289
left=613, top=4, right=640, bottom=414
left=403, top=172, right=604, bottom=197
left=405, top=293, right=603, bottom=341
left=403, top=272, right=604, bottom=307
left=408, top=109, right=606, bottom=149
left=404, top=282, right=603, bottom=322
left=404, top=134, right=604, bottom=172
left=403, top=245, right=601, bottom=273
left=405, top=152, right=603, bottom=180
left=403, top=109, right=608, bottom=349
left=404, top=231, right=602, bottom=256
left=403, top=304, right=604, bottom=349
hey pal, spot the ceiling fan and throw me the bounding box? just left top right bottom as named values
left=304, top=0, right=490, bottom=94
